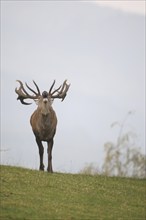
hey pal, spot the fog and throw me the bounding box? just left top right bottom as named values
left=1, top=1, right=145, bottom=173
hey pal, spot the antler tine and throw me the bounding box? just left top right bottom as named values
left=49, top=80, right=56, bottom=94
left=50, top=80, right=70, bottom=101
left=25, top=80, right=41, bottom=96
left=49, top=80, right=64, bottom=97
left=15, top=80, right=32, bottom=105
left=59, top=80, right=68, bottom=93
left=60, top=81, right=70, bottom=101
left=33, top=80, right=41, bottom=95
left=51, top=85, right=62, bottom=96
left=15, top=80, right=31, bottom=97
left=15, top=80, right=41, bottom=105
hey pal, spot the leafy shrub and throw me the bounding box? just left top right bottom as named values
left=102, top=112, right=146, bottom=178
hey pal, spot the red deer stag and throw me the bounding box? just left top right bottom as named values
left=15, top=80, right=70, bottom=172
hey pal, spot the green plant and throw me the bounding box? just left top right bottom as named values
left=102, top=111, right=146, bottom=178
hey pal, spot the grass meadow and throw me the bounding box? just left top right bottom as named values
left=0, top=165, right=145, bottom=219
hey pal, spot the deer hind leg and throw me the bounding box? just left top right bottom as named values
left=36, top=137, right=45, bottom=171
left=47, top=139, right=53, bottom=173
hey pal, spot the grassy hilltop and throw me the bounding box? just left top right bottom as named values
left=0, top=165, right=145, bottom=220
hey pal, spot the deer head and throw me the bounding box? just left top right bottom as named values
left=15, top=80, right=70, bottom=107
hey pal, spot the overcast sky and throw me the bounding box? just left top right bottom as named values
left=96, top=1, right=145, bottom=15
left=1, top=1, right=145, bottom=173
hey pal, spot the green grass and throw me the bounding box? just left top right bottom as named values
left=0, top=165, right=145, bottom=220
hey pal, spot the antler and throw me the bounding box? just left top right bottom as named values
left=15, top=80, right=41, bottom=105
left=49, top=80, right=70, bottom=101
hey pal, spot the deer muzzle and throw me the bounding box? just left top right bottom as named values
left=43, top=98, right=48, bottom=104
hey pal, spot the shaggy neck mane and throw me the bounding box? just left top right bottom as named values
left=38, top=102, right=52, bottom=116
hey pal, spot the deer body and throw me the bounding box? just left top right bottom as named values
left=30, top=101, right=57, bottom=172
left=30, top=110, right=57, bottom=141
left=30, top=101, right=57, bottom=142
left=15, top=80, right=70, bottom=172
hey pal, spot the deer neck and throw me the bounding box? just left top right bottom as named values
left=38, top=102, right=52, bottom=116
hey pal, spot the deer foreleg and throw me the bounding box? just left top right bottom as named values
left=47, top=139, right=53, bottom=173
left=36, top=137, right=45, bottom=171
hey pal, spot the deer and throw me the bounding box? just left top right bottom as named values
left=15, top=79, right=70, bottom=173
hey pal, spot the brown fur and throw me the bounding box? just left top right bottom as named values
left=15, top=80, right=70, bottom=172
left=30, top=96, right=57, bottom=172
